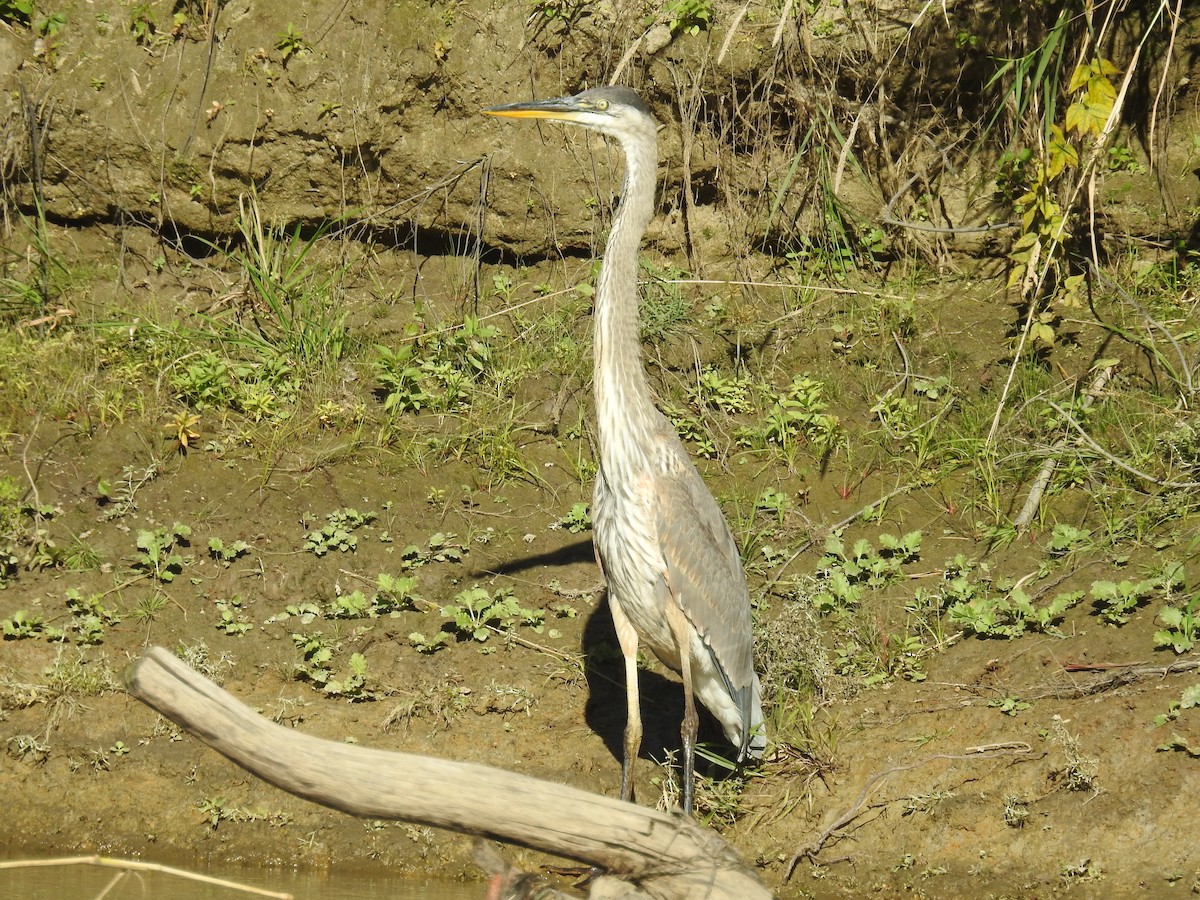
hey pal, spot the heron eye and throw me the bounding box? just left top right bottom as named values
left=593, top=99, right=609, bottom=111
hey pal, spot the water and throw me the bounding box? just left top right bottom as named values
left=0, top=856, right=480, bottom=900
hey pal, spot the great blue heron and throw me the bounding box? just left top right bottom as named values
left=484, top=86, right=766, bottom=815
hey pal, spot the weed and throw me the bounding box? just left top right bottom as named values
left=63, top=537, right=102, bottom=571
left=215, top=596, right=252, bottom=635
left=692, top=367, right=753, bottom=413
left=374, top=315, right=502, bottom=415
left=197, top=796, right=249, bottom=830
left=740, top=373, right=841, bottom=458
left=131, top=592, right=168, bottom=627
left=7, top=733, right=49, bottom=764
left=1047, top=717, right=1098, bottom=793
left=163, top=410, right=201, bottom=453
left=134, top=523, right=192, bottom=582
left=1047, top=523, right=1093, bottom=557
left=811, top=531, right=922, bottom=615
left=174, top=641, right=235, bottom=684
left=408, top=631, right=449, bottom=654
left=1154, top=591, right=1199, bottom=654
left=224, top=194, right=349, bottom=369
left=303, top=508, right=375, bottom=555
left=99, top=463, right=160, bottom=520
left=63, top=589, right=121, bottom=644
left=1152, top=684, right=1200, bottom=728
left=949, top=586, right=1083, bottom=639
left=900, top=790, right=955, bottom=817
left=555, top=502, right=591, bottom=533
left=208, top=537, right=250, bottom=566
left=399, top=532, right=466, bottom=569
left=988, top=696, right=1031, bottom=717
left=291, top=633, right=375, bottom=700
left=440, top=586, right=544, bottom=643
left=1003, top=796, right=1029, bottom=828
left=323, top=651, right=373, bottom=700
left=666, top=0, right=712, bottom=36
left=327, top=573, right=421, bottom=619
left=0, top=1, right=33, bottom=27
left=266, top=602, right=321, bottom=625
left=1157, top=734, right=1200, bottom=757
left=2, top=609, right=48, bottom=639
left=275, top=24, right=311, bottom=63
left=1090, top=577, right=1156, bottom=626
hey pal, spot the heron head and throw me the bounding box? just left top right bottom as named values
left=483, top=86, right=657, bottom=143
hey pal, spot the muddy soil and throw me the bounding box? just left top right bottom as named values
left=2, top=2, right=1200, bottom=898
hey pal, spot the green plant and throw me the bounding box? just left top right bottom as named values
left=741, top=373, right=841, bottom=457
left=2, top=609, right=46, bottom=639
left=692, top=367, right=753, bottom=413
left=291, top=632, right=374, bottom=700
left=0, top=1, right=33, bottom=27
left=1090, top=577, right=1156, bottom=626
left=374, top=316, right=502, bottom=415
left=988, top=696, right=1030, bottom=716
left=948, top=587, right=1083, bottom=639
left=36, top=10, right=65, bottom=36
left=208, top=537, right=250, bottom=566
left=303, top=508, right=375, bottom=556
left=131, top=593, right=168, bottom=626
left=163, top=409, right=201, bottom=453
left=133, top=523, right=192, bottom=582
left=399, top=532, right=466, bottom=569
left=228, top=194, right=348, bottom=368
left=215, top=596, right=251, bottom=635
left=1153, top=683, right=1200, bottom=728
left=556, top=502, right=591, bottom=534
left=666, top=0, right=712, bottom=36
left=440, top=586, right=544, bottom=642
left=1047, top=523, right=1093, bottom=556
left=275, top=23, right=311, bottom=63
left=326, top=573, right=421, bottom=620
left=810, top=531, right=922, bottom=614
left=324, top=651, right=372, bottom=699
left=408, top=630, right=449, bottom=654
left=129, top=4, right=157, bottom=44
left=1154, top=592, right=1199, bottom=654
left=63, top=589, right=121, bottom=644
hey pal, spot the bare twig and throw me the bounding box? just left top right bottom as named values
left=716, top=2, right=751, bottom=65
left=1043, top=399, right=1200, bottom=490
left=1033, top=656, right=1200, bottom=701
left=1013, top=364, right=1114, bottom=532
left=0, top=855, right=292, bottom=899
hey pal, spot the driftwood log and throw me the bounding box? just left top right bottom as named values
left=125, top=646, right=771, bottom=900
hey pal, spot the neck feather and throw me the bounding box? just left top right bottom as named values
left=593, top=128, right=659, bottom=472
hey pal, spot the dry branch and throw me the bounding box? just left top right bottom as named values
left=124, top=646, right=770, bottom=900
left=1013, top=364, right=1114, bottom=532
left=0, top=855, right=292, bottom=898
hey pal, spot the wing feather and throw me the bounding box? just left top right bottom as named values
left=653, top=443, right=756, bottom=729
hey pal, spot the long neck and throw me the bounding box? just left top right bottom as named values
left=593, top=128, right=659, bottom=475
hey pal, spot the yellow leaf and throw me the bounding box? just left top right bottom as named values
left=1032, top=322, right=1056, bottom=345
left=1087, top=76, right=1117, bottom=106
left=1065, top=102, right=1086, bottom=135
left=1067, top=63, right=1091, bottom=94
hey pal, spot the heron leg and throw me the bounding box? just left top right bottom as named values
left=665, top=601, right=698, bottom=816
left=608, top=596, right=642, bottom=804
